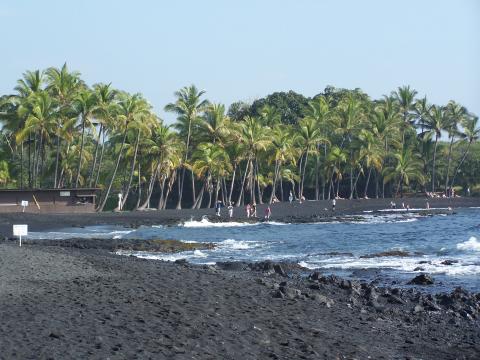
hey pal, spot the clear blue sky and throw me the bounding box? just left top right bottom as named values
left=1, top=0, right=479, bottom=123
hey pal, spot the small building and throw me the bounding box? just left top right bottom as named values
left=0, top=188, right=99, bottom=213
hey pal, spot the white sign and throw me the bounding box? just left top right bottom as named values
left=13, top=224, right=28, bottom=247
left=21, top=200, right=29, bottom=207
left=13, top=224, right=28, bottom=236
left=60, top=191, right=71, bottom=197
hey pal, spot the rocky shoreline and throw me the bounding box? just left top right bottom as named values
left=0, top=241, right=479, bottom=359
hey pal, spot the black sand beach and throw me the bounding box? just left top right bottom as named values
left=1, top=197, right=479, bottom=359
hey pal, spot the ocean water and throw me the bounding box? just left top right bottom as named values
left=29, top=208, right=480, bottom=292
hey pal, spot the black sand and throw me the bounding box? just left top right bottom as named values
left=1, top=197, right=479, bottom=359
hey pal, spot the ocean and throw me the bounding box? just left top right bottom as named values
left=29, top=207, right=480, bottom=292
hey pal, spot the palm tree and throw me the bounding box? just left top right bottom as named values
left=72, top=88, right=98, bottom=187
left=97, top=93, right=150, bottom=211
left=443, top=101, right=466, bottom=193
left=165, top=85, right=209, bottom=209
left=420, top=105, right=448, bottom=192
left=450, top=115, right=480, bottom=188
left=16, top=91, right=58, bottom=187
left=336, top=94, right=365, bottom=198
left=296, top=117, right=326, bottom=199
left=46, top=63, right=82, bottom=188
left=238, top=116, right=271, bottom=204
left=89, top=83, right=117, bottom=187
left=326, top=146, right=347, bottom=199
left=357, top=129, right=383, bottom=198
left=394, top=85, right=418, bottom=146
left=305, top=96, right=332, bottom=199
left=268, top=125, right=297, bottom=203
left=383, top=148, right=424, bottom=197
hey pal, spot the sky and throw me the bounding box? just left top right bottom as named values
left=1, top=0, right=479, bottom=123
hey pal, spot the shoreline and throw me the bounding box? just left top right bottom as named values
left=0, top=242, right=479, bottom=358
left=1, top=197, right=478, bottom=236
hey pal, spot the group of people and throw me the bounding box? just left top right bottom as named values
left=426, top=188, right=457, bottom=199
left=215, top=200, right=272, bottom=220
left=246, top=203, right=272, bottom=220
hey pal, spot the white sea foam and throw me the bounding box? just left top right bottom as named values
left=116, top=249, right=211, bottom=262
left=309, top=255, right=480, bottom=276
left=28, top=229, right=133, bottom=240
left=180, top=218, right=258, bottom=228
left=180, top=218, right=287, bottom=228
left=457, top=237, right=480, bottom=252
left=217, top=239, right=260, bottom=250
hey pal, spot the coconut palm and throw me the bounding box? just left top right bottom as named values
left=45, top=63, right=82, bottom=188
left=72, top=89, right=98, bottom=187
left=393, top=85, right=418, bottom=146
left=97, top=93, right=150, bottom=211
left=165, top=85, right=210, bottom=209
left=450, top=115, right=480, bottom=188
left=383, top=148, right=424, bottom=197
left=443, top=101, right=466, bottom=193
left=88, top=83, right=117, bottom=187
left=420, top=105, right=449, bottom=192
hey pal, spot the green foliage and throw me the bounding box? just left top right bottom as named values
left=1, top=65, right=479, bottom=212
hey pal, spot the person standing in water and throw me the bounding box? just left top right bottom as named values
left=246, top=204, right=251, bottom=218
left=251, top=203, right=257, bottom=217
left=215, top=200, right=222, bottom=216
left=264, top=206, right=271, bottom=220
left=228, top=202, right=234, bottom=218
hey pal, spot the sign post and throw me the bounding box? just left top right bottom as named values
left=21, top=200, right=28, bottom=212
left=13, top=224, right=28, bottom=247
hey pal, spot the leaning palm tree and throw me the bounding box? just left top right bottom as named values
left=420, top=105, right=449, bottom=193
left=97, top=93, right=150, bottom=211
left=164, top=85, right=210, bottom=209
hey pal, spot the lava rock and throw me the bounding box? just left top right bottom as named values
left=408, top=274, right=434, bottom=285
left=441, top=259, right=459, bottom=266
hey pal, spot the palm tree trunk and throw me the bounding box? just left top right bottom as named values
left=444, top=135, right=455, bottom=194
left=300, top=150, right=309, bottom=198
left=94, top=131, right=106, bottom=188
left=432, top=136, right=439, bottom=193
left=134, top=162, right=142, bottom=210
left=255, top=158, right=263, bottom=204
left=54, top=134, right=61, bottom=188
left=121, top=130, right=141, bottom=209
left=162, top=171, right=177, bottom=210
left=363, top=167, right=372, bottom=198
left=97, top=127, right=128, bottom=212
left=236, top=160, right=250, bottom=207
left=75, top=115, right=87, bottom=188
left=138, top=165, right=159, bottom=210
left=157, top=176, right=167, bottom=209
left=88, top=125, right=103, bottom=187
left=269, top=161, right=279, bottom=204
left=228, top=163, right=237, bottom=204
